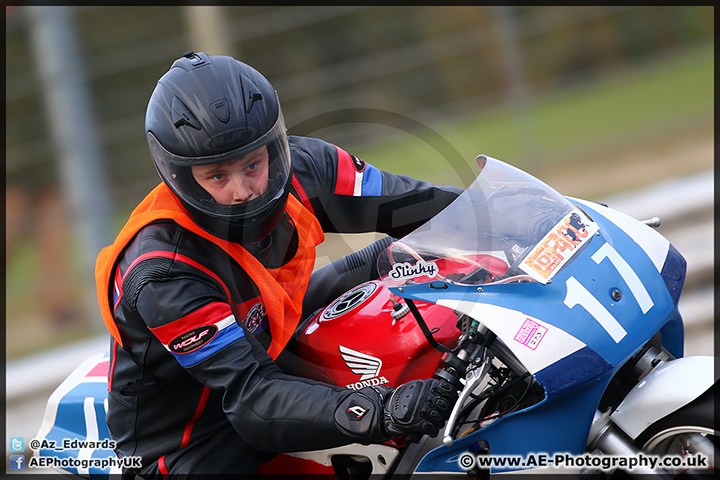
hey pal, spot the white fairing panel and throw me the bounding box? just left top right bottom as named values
left=437, top=300, right=586, bottom=375
left=610, top=356, right=718, bottom=439
left=571, top=198, right=670, bottom=273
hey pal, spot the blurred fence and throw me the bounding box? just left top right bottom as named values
left=4, top=6, right=714, bottom=358
left=7, top=6, right=713, bottom=205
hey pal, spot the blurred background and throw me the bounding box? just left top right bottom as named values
left=3, top=6, right=715, bottom=472
left=5, top=6, right=713, bottom=364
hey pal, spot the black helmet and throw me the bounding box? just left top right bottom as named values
left=146, top=51, right=292, bottom=244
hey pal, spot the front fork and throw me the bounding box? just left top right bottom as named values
left=585, top=344, right=675, bottom=478
left=587, top=409, right=674, bottom=478
left=586, top=345, right=717, bottom=479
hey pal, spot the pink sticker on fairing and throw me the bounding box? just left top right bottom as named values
left=514, top=318, right=548, bottom=350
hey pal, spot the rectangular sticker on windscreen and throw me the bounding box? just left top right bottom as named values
left=519, top=209, right=598, bottom=283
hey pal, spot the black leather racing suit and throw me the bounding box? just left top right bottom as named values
left=105, top=135, right=461, bottom=476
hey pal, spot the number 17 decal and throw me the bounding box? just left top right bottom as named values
left=563, top=242, right=654, bottom=343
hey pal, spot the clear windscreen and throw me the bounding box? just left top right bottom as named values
left=378, top=155, right=596, bottom=287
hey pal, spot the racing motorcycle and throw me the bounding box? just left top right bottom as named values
left=35, top=155, right=716, bottom=478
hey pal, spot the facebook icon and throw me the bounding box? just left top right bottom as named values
left=9, top=454, right=25, bottom=470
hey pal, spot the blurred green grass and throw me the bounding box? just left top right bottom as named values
left=5, top=42, right=714, bottom=359
left=354, top=43, right=713, bottom=186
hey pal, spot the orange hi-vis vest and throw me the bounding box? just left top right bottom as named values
left=95, top=182, right=324, bottom=360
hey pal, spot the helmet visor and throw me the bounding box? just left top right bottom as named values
left=149, top=112, right=292, bottom=221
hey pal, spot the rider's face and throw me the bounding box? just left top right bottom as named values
left=191, top=146, right=269, bottom=205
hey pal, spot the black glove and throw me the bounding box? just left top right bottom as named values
left=333, top=379, right=456, bottom=444
left=381, top=379, right=457, bottom=443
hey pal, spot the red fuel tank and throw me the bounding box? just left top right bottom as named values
left=295, top=280, right=461, bottom=390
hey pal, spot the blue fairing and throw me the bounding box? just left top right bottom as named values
left=396, top=204, right=677, bottom=368
left=534, top=346, right=612, bottom=396
left=397, top=203, right=681, bottom=473
left=416, top=371, right=615, bottom=473
left=38, top=355, right=116, bottom=478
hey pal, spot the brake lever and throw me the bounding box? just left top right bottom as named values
left=443, top=353, right=492, bottom=446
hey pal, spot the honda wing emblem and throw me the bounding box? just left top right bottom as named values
left=339, top=346, right=382, bottom=381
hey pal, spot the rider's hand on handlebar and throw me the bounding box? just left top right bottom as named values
left=377, top=379, right=457, bottom=443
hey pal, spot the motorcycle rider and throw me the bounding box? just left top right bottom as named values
left=96, top=51, right=460, bottom=477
